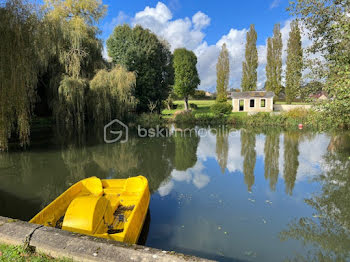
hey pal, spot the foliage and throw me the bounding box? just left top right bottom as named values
left=288, top=0, right=350, bottom=128
left=216, top=43, right=230, bottom=102
left=173, top=111, right=196, bottom=124
left=191, top=90, right=207, bottom=99
left=285, top=20, right=303, bottom=104
left=300, top=81, right=324, bottom=100
left=210, top=102, right=233, bottom=115
left=107, top=25, right=174, bottom=112
left=241, top=24, right=258, bottom=91
left=173, top=48, right=200, bottom=110
left=0, top=0, right=50, bottom=150
left=44, top=0, right=106, bottom=132
left=89, top=65, right=137, bottom=124
left=55, top=76, right=88, bottom=131
left=134, top=113, right=164, bottom=128
left=189, top=103, right=198, bottom=109
left=265, top=24, right=283, bottom=96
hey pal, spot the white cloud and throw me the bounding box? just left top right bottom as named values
left=270, top=0, right=281, bottom=9
left=105, top=2, right=316, bottom=91
left=192, top=11, right=211, bottom=30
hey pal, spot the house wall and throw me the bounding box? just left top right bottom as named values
left=273, top=104, right=312, bottom=112
left=232, top=97, right=273, bottom=112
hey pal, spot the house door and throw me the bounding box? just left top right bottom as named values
left=239, top=100, right=244, bottom=111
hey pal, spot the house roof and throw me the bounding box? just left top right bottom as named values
left=231, top=91, right=275, bottom=99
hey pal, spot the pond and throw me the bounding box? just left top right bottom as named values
left=0, top=126, right=349, bottom=262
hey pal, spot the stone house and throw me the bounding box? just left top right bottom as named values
left=232, top=91, right=274, bottom=113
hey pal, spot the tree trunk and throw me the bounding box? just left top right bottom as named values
left=184, top=97, right=189, bottom=111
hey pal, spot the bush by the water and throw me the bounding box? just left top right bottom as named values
left=135, top=113, right=164, bottom=128
left=174, top=111, right=195, bottom=124
left=210, top=102, right=233, bottom=115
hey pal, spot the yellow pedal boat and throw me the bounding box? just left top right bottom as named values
left=30, top=176, right=150, bottom=244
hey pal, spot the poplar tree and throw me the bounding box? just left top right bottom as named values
left=286, top=20, right=303, bottom=104
left=265, top=24, right=283, bottom=96
left=241, top=24, right=258, bottom=91
left=216, top=43, right=230, bottom=102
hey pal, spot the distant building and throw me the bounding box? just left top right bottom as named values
left=309, top=91, right=328, bottom=100
left=205, top=91, right=214, bottom=97
left=232, top=91, right=274, bottom=112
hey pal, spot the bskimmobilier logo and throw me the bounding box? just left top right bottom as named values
left=104, top=119, right=128, bottom=143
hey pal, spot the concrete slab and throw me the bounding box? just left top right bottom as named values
left=0, top=216, right=213, bottom=262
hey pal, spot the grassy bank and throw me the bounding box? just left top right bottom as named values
left=159, top=99, right=339, bottom=130
left=0, top=243, right=71, bottom=262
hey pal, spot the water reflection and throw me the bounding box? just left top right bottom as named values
left=241, top=129, right=256, bottom=192
left=283, top=132, right=300, bottom=195
left=216, top=131, right=229, bottom=174
left=0, top=127, right=350, bottom=261
left=280, top=133, right=350, bottom=261
left=264, top=130, right=280, bottom=191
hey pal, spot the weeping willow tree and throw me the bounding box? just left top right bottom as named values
left=44, top=0, right=106, bottom=132
left=0, top=0, right=50, bottom=150
left=89, top=65, right=137, bottom=124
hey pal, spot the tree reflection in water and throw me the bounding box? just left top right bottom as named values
left=280, top=133, right=350, bottom=261
left=240, top=129, right=256, bottom=192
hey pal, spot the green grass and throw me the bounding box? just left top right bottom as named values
left=0, top=243, right=72, bottom=262
left=162, top=99, right=217, bottom=117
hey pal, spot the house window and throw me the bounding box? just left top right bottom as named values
left=250, top=99, right=255, bottom=108
left=261, top=99, right=266, bottom=108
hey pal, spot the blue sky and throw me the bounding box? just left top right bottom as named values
left=99, top=0, right=307, bottom=91
left=101, top=0, right=290, bottom=45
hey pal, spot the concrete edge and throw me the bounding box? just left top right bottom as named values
left=0, top=216, right=213, bottom=262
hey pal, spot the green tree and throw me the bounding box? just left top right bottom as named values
left=216, top=43, right=230, bottom=102
left=283, top=132, right=300, bottom=195
left=107, top=25, right=174, bottom=112
left=285, top=20, right=303, bottom=104
left=44, top=0, right=106, bottom=132
left=265, top=24, right=283, bottom=96
left=0, top=0, right=50, bottom=150
left=241, top=130, right=256, bottom=192
left=89, top=65, right=137, bottom=124
left=173, top=48, right=200, bottom=110
left=289, top=0, right=350, bottom=127
left=264, top=131, right=280, bottom=191
left=241, top=25, right=258, bottom=91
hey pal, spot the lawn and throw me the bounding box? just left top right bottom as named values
left=162, top=99, right=216, bottom=117
left=0, top=243, right=71, bottom=262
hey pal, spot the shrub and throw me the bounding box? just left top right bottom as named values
left=174, top=110, right=195, bottom=124
left=189, top=103, right=198, bottom=109
left=194, top=113, right=226, bottom=125
left=135, top=113, right=164, bottom=128
left=210, top=102, right=232, bottom=115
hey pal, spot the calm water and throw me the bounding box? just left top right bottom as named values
left=0, top=126, right=350, bottom=262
